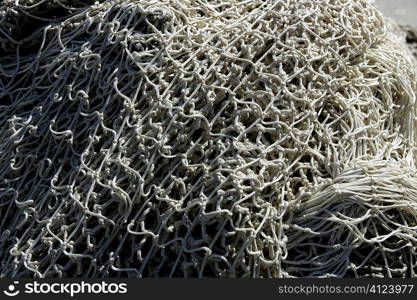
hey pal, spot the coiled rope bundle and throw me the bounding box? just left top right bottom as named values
left=1, top=0, right=417, bottom=278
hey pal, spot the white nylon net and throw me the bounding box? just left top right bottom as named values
left=1, top=0, right=417, bottom=278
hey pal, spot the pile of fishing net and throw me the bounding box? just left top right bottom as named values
left=1, top=0, right=417, bottom=278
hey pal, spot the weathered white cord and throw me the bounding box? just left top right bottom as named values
left=0, top=0, right=417, bottom=278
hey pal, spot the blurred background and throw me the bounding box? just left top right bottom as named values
left=376, top=0, right=417, bottom=26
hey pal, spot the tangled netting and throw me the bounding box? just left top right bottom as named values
left=1, top=0, right=417, bottom=278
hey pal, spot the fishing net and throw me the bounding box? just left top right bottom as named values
left=1, top=0, right=417, bottom=278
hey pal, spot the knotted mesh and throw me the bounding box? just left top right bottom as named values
left=1, top=0, right=417, bottom=278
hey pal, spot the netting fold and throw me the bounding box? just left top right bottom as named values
left=0, top=0, right=417, bottom=278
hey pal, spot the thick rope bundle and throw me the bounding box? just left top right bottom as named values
left=0, top=0, right=417, bottom=278
left=285, top=160, right=417, bottom=277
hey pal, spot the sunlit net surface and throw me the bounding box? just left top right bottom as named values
left=1, top=0, right=417, bottom=278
